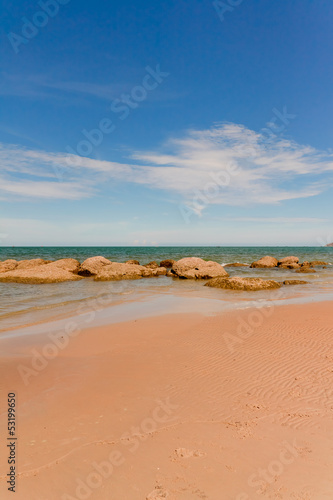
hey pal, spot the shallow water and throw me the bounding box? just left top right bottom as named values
left=1, top=246, right=332, bottom=332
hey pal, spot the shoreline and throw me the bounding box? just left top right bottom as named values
left=1, top=300, right=333, bottom=498
left=2, top=278, right=333, bottom=337
left=1, top=251, right=333, bottom=334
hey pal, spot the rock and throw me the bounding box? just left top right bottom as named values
left=205, top=277, right=281, bottom=291
left=0, top=263, right=83, bottom=284
left=152, top=267, right=167, bottom=276
left=166, top=270, right=175, bottom=277
left=296, top=267, right=316, bottom=273
left=16, top=258, right=46, bottom=270
left=79, top=256, right=111, bottom=276
left=278, top=263, right=300, bottom=270
left=50, top=259, right=81, bottom=273
left=171, top=257, right=229, bottom=279
left=95, top=263, right=167, bottom=280
left=94, top=263, right=147, bottom=281
left=0, top=259, right=18, bottom=273
left=224, top=262, right=249, bottom=267
left=300, top=261, right=312, bottom=267
left=125, top=260, right=140, bottom=265
left=310, top=261, right=329, bottom=266
left=160, top=259, right=175, bottom=268
left=144, top=261, right=159, bottom=269
left=283, top=280, right=309, bottom=285
left=278, top=256, right=299, bottom=266
left=250, top=256, right=278, bottom=268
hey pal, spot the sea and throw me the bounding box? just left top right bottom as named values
left=1, top=246, right=333, bottom=333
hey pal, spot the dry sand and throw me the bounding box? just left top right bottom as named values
left=1, top=301, right=333, bottom=499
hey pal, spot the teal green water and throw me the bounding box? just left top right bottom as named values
left=1, top=247, right=333, bottom=332
left=1, top=246, right=333, bottom=264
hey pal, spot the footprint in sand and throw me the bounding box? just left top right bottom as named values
left=146, top=487, right=170, bottom=499
left=172, top=447, right=207, bottom=460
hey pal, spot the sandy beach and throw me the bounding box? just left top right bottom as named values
left=2, top=0, right=333, bottom=497
left=1, top=300, right=333, bottom=499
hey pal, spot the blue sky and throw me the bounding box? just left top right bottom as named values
left=0, top=0, right=332, bottom=246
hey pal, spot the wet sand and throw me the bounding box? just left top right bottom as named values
left=1, top=301, right=333, bottom=499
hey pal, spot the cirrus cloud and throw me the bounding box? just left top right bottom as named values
left=1, top=123, right=333, bottom=206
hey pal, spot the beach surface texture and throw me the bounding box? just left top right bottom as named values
left=1, top=300, right=333, bottom=499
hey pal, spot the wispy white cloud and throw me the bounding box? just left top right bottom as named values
left=212, top=216, right=328, bottom=224
left=0, top=177, right=93, bottom=200
left=0, top=72, right=181, bottom=103
left=27, top=77, right=127, bottom=101
left=1, top=123, right=333, bottom=205
left=0, top=72, right=123, bottom=101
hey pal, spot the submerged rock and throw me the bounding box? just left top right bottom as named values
left=283, top=280, right=309, bottom=285
left=171, top=257, right=229, bottom=279
left=224, top=262, right=249, bottom=267
left=205, top=277, right=281, bottom=291
left=278, top=263, right=300, bottom=270
left=296, top=267, right=316, bottom=273
left=250, top=256, right=278, bottom=268
left=310, top=261, right=329, bottom=266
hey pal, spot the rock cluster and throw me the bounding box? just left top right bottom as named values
left=0, top=253, right=327, bottom=285
left=249, top=255, right=329, bottom=272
